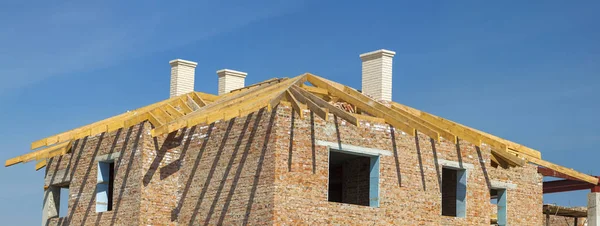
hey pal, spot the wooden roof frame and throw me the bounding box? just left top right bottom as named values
left=5, top=73, right=597, bottom=185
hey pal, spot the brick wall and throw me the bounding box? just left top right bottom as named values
left=272, top=106, right=543, bottom=225
left=45, top=123, right=146, bottom=226
left=144, top=108, right=278, bottom=225
left=42, top=104, right=543, bottom=225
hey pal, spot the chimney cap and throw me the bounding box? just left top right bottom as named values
left=217, top=69, right=247, bottom=78
left=169, top=59, right=198, bottom=67
left=359, top=49, right=396, bottom=60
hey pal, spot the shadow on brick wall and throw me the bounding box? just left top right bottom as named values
left=217, top=109, right=266, bottom=225
left=187, top=118, right=237, bottom=225
left=430, top=138, right=442, bottom=193
left=203, top=112, right=255, bottom=225
left=108, top=124, right=144, bottom=226
left=63, top=132, right=106, bottom=226
left=171, top=123, right=214, bottom=221
left=390, top=127, right=403, bottom=186
left=415, top=134, right=427, bottom=191
left=143, top=129, right=186, bottom=186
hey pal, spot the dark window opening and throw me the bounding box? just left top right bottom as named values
left=328, top=151, right=372, bottom=206
left=442, top=167, right=466, bottom=217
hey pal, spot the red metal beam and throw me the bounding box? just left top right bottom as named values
left=544, top=179, right=596, bottom=194
left=538, top=167, right=583, bottom=181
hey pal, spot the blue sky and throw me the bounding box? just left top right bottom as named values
left=0, top=0, right=598, bottom=224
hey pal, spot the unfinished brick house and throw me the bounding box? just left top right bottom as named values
left=6, top=49, right=600, bottom=226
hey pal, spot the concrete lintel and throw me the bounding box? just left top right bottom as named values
left=44, top=169, right=70, bottom=187
left=438, top=159, right=474, bottom=170
left=491, top=180, right=518, bottom=190
left=95, top=152, right=121, bottom=162
left=315, top=140, right=392, bottom=156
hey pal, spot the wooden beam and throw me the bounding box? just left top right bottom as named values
left=288, top=84, right=328, bottom=121
left=35, top=159, right=46, bottom=171
left=164, top=104, right=184, bottom=118
left=392, top=102, right=541, bottom=159
left=490, top=152, right=510, bottom=168
left=152, top=75, right=304, bottom=136
left=352, top=113, right=386, bottom=124
left=229, top=78, right=280, bottom=94
left=147, top=112, right=163, bottom=127
left=285, top=90, right=306, bottom=119
left=306, top=74, right=416, bottom=136
left=521, top=153, right=598, bottom=184
left=388, top=103, right=457, bottom=143
left=186, top=94, right=202, bottom=111
left=6, top=141, right=72, bottom=167
left=194, top=91, right=219, bottom=102
left=175, top=98, right=193, bottom=114
left=292, top=85, right=359, bottom=126
left=190, top=92, right=207, bottom=107
left=300, top=84, right=328, bottom=96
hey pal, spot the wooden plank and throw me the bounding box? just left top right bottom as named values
left=392, top=102, right=541, bottom=159
left=176, top=98, right=193, bottom=114
left=339, top=85, right=441, bottom=141
left=6, top=141, right=72, bottom=167
left=285, top=90, right=306, bottom=119
left=164, top=103, right=184, bottom=118
left=194, top=91, right=220, bottom=102
left=288, top=84, right=329, bottom=121
left=306, top=74, right=415, bottom=136
left=30, top=94, right=179, bottom=149
left=147, top=112, right=163, bottom=127
left=35, top=159, right=46, bottom=171
left=389, top=104, right=457, bottom=143
left=352, top=113, right=386, bottom=124
left=124, top=113, right=149, bottom=128
left=186, top=94, right=202, bottom=111
left=190, top=92, right=207, bottom=107
left=490, top=152, right=510, bottom=168
left=229, top=78, right=280, bottom=93
left=300, top=84, right=328, bottom=96
left=152, top=75, right=304, bottom=136
left=152, top=107, right=174, bottom=123
left=292, top=85, right=359, bottom=126
left=523, top=154, right=598, bottom=185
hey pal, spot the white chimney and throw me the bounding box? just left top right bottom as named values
left=169, top=59, right=198, bottom=98
left=217, top=69, right=247, bottom=95
left=360, top=49, right=396, bottom=102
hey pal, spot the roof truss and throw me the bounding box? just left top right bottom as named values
left=6, top=73, right=597, bottom=185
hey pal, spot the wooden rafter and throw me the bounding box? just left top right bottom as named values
left=288, top=84, right=329, bottom=121
left=509, top=150, right=598, bottom=184
left=6, top=72, right=592, bottom=187
left=391, top=102, right=541, bottom=159
left=292, top=85, right=358, bottom=126
left=306, top=74, right=416, bottom=136
left=285, top=90, right=306, bottom=119
left=6, top=141, right=72, bottom=167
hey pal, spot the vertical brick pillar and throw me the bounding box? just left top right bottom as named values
left=360, top=49, right=396, bottom=102
left=589, top=192, right=600, bottom=226
left=217, top=69, right=247, bottom=95
left=169, top=59, right=198, bottom=98
left=41, top=186, right=60, bottom=226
